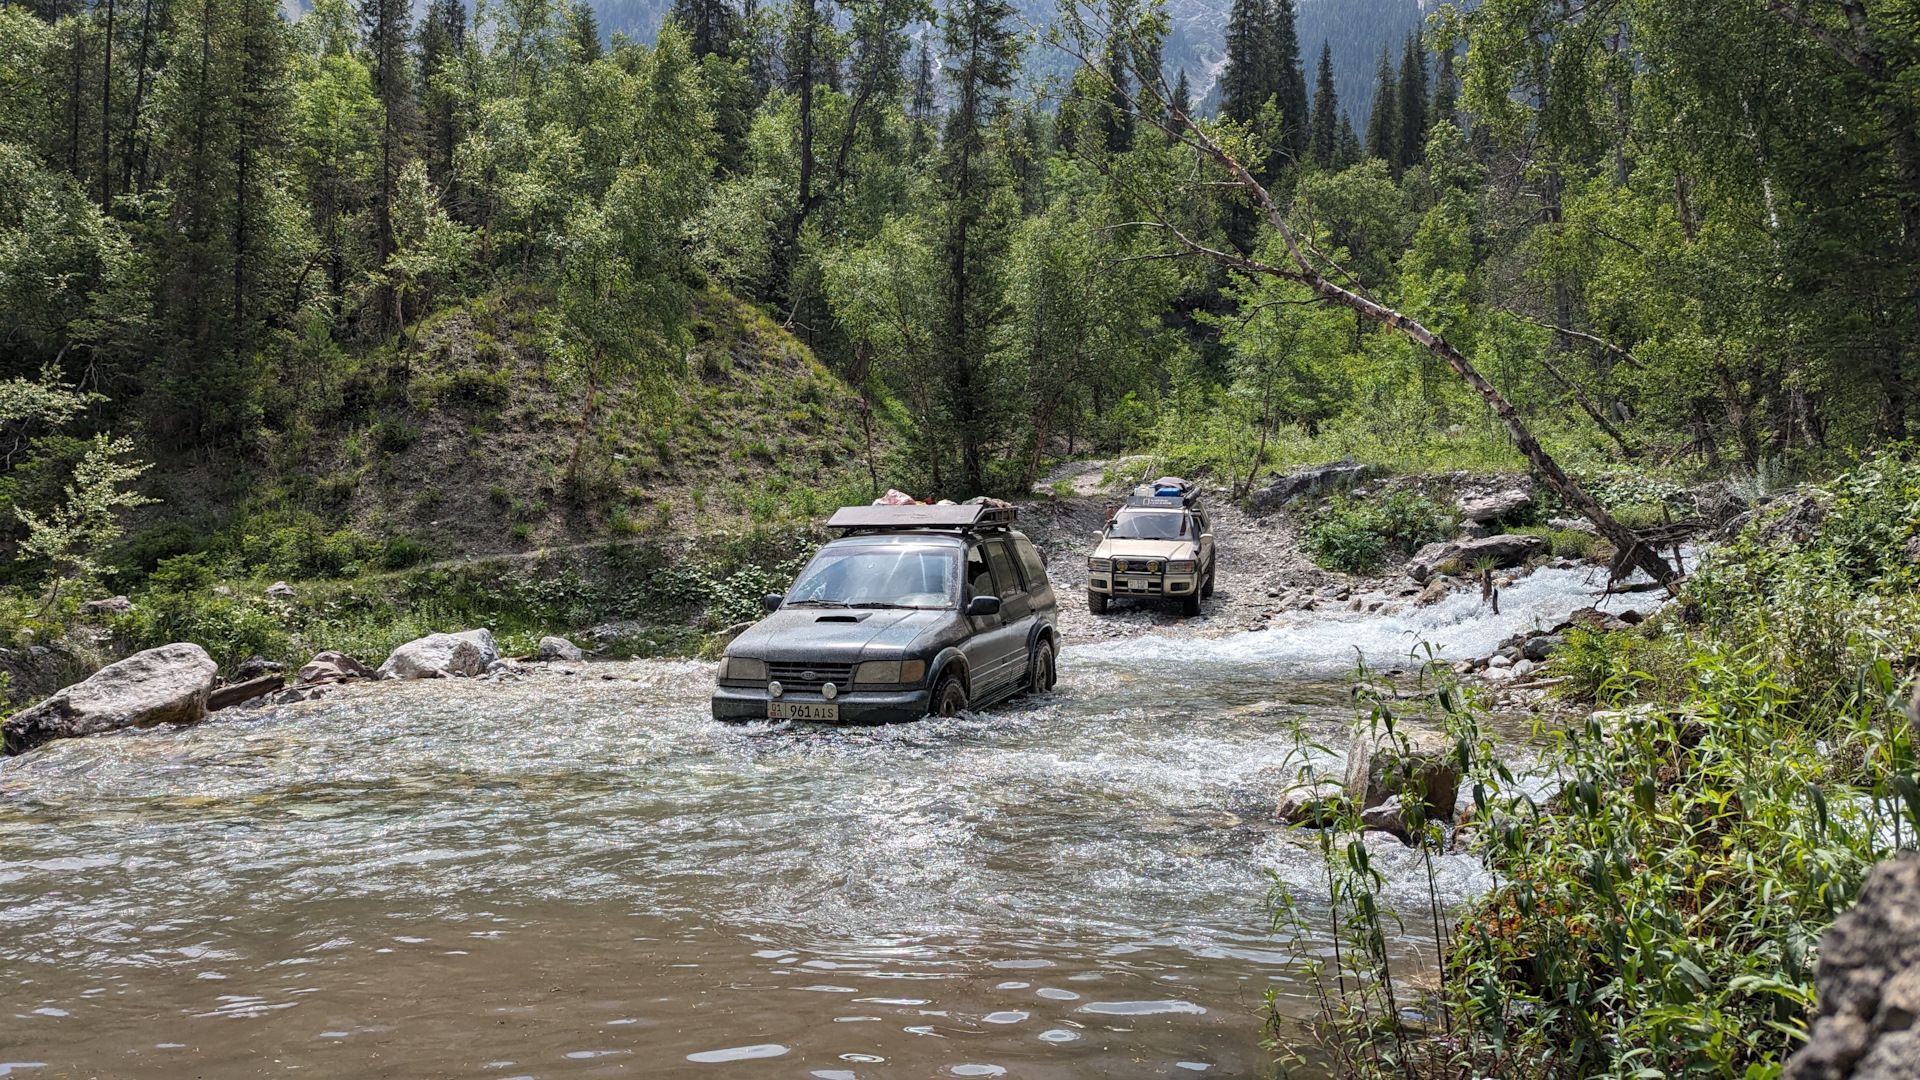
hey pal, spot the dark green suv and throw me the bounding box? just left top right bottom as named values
left=711, top=503, right=1061, bottom=725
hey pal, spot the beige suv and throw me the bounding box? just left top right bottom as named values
left=1086, top=479, right=1215, bottom=616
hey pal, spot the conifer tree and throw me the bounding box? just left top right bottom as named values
left=1097, top=38, right=1133, bottom=152
left=1168, top=66, right=1189, bottom=146
left=1307, top=40, right=1335, bottom=168
left=936, top=0, right=1020, bottom=494
left=670, top=0, right=740, bottom=59
left=1431, top=41, right=1456, bottom=130
left=1396, top=30, right=1426, bottom=171
left=417, top=0, right=466, bottom=190
left=1271, top=0, right=1307, bottom=162
left=361, top=0, right=416, bottom=334
left=565, top=0, right=601, bottom=63
left=1334, top=108, right=1360, bottom=168
left=1364, top=43, right=1396, bottom=167
left=1218, top=0, right=1267, bottom=130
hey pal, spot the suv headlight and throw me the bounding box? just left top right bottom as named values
left=855, top=659, right=926, bottom=685
left=720, top=656, right=767, bottom=681
left=1088, top=558, right=1112, bottom=571
left=1165, top=560, right=1196, bottom=573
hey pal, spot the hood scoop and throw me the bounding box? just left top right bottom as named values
left=815, top=612, right=873, bottom=623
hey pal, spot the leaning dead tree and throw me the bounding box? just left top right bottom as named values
left=1051, top=4, right=1678, bottom=588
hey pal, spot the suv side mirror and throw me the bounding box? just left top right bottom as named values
left=966, top=595, right=1001, bottom=617
left=1200, top=533, right=1214, bottom=544
left=762, top=594, right=784, bottom=613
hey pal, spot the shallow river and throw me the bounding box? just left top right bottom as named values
left=0, top=567, right=1643, bottom=1079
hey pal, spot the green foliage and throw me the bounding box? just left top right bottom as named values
left=1303, top=490, right=1453, bottom=573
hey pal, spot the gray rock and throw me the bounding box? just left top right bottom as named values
left=377, top=629, right=499, bottom=680
left=1249, top=460, right=1376, bottom=510
left=1343, top=727, right=1462, bottom=823
left=1415, top=577, right=1451, bottom=607
left=1459, top=521, right=1490, bottom=539
left=78, top=595, right=133, bottom=616
left=1522, top=635, right=1566, bottom=662
left=298, top=651, right=378, bottom=684
left=1548, top=516, right=1599, bottom=534
left=233, top=655, right=284, bottom=682
left=264, top=581, right=296, bottom=601
left=1784, top=854, right=1920, bottom=1080
left=2, top=643, right=217, bottom=755
left=536, top=635, right=583, bottom=662
left=208, top=673, right=285, bottom=711
left=1457, top=488, right=1533, bottom=524
left=274, top=685, right=334, bottom=705
left=1359, top=795, right=1412, bottom=841
left=1405, top=534, right=1546, bottom=582
left=1275, top=781, right=1346, bottom=827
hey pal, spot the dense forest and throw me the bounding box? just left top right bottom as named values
left=0, top=0, right=1918, bottom=594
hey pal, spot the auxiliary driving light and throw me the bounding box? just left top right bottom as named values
left=822, top=683, right=838, bottom=700
left=768, top=680, right=784, bottom=698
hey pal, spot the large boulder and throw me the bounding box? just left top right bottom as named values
left=298, top=650, right=378, bottom=684
left=1275, top=781, right=1347, bottom=827
left=1784, top=854, right=1920, bottom=1080
left=377, top=629, right=499, bottom=680
left=2, top=643, right=217, bottom=755
left=1343, top=726, right=1462, bottom=823
left=536, top=635, right=583, bottom=662
left=1405, top=534, right=1545, bottom=582
left=1457, top=488, right=1533, bottom=524
left=1249, top=461, right=1376, bottom=510
left=78, top=595, right=133, bottom=616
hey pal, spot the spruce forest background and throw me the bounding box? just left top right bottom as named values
left=0, top=0, right=1916, bottom=604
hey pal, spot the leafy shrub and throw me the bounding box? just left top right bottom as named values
left=1303, top=491, right=1454, bottom=573
left=379, top=536, right=432, bottom=570
left=1547, top=527, right=1595, bottom=559
left=371, top=417, right=420, bottom=454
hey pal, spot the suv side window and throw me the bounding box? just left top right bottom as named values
left=966, top=545, right=993, bottom=600
left=1011, top=537, right=1048, bottom=588
left=983, top=542, right=1023, bottom=599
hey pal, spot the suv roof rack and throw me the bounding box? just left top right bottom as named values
left=826, top=503, right=1018, bottom=533
left=1126, top=476, right=1201, bottom=509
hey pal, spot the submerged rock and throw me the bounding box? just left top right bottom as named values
left=1275, top=781, right=1346, bottom=828
left=377, top=629, right=499, bottom=680
left=1359, top=795, right=1412, bottom=841
left=1405, top=534, right=1545, bottom=582
left=1784, top=853, right=1920, bottom=1080
left=2, top=643, right=217, bottom=755
left=1343, top=727, right=1462, bottom=823
left=536, top=635, right=583, bottom=662
left=298, top=650, right=378, bottom=684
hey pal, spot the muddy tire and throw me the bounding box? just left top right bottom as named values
left=930, top=671, right=969, bottom=717
left=1088, top=590, right=1108, bottom=615
left=1201, top=566, right=1215, bottom=598
left=1027, top=639, right=1056, bottom=693
left=1181, top=592, right=1202, bottom=617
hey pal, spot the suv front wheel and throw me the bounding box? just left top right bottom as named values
left=1088, top=590, right=1108, bottom=615
left=931, top=671, right=969, bottom=717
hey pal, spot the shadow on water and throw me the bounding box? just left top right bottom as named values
left=0, top=564, right=1664, bottom=1077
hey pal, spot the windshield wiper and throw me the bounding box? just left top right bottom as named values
left=848, top=602, right=914, bottom=609
left=785, top=599, right=852, bottom=607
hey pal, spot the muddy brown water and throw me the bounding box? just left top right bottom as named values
left=0, top=565, right=1645, bottom=1079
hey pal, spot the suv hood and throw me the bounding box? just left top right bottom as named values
left=1094, top=538, right=1198, bottom=561
left=729, top=607, right=949, bottom=659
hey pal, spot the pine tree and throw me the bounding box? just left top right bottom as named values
left=565, top=0, right=601, bottom=63
left=1308, top=41, right=1335, bottom=168
left=1432, top=41, right=1457, bottom=130
left=1271, top=0, right=1307, bottom=163
left=1334, top=108, right=1360, bottom=168
left=1364, top=43, right=1396, bottom=167
left=1219, top=0, right=1268, bottom=130
left=1168, top=66, right=1190, bottom=146
left=936, top=0, right=1020, bottom=495
left=361, top=0, right=416, bottom=335
left=670, top=0, right=740, bottom=59
left=1097, top=40, right=1133, bottom=153
left=417, top=0, right=467, bottom=190
left=1396, top=30, right=1427, bottom=171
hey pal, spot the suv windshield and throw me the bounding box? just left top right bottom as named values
left=786, top=545, right=959, bottom=609
left=1108, top=511, right=1189, bottom=540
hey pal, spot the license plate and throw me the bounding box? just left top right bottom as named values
left=769, top=701, right=838, bottom=721
left=1126, top=577, right=1150, bottom=591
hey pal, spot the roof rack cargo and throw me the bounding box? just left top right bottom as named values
left=1126, top=476, right=1200, bottom=508
left=826, top=503, right=1018, bottom=532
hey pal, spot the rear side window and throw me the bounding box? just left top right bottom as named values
left=983, top=542, right=1023, bottom=599
left=1011, top=537, right=1048, bottom=588
left=966, top=546, right=993, bottom=599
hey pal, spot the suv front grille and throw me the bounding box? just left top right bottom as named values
left=767, top=662, right=856, bottom=691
